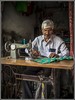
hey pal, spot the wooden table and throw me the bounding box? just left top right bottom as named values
left=0, top=57, right=74, bottom=70
left=0, top=56, right=74, bottom=98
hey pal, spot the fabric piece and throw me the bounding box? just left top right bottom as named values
left=33, top=56, right=73, bottom=64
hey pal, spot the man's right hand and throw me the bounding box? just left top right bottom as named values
left=31, top=49, right=40, bottom=57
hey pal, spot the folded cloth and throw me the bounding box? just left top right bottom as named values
left=59, top=56, right=73, bottom=61
left=33, top=56, right=73, bottom=64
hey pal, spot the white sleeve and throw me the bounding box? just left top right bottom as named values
left=25, top=48, right=29, bottom=54
left=58, top=42, right=69, bottom=57
left=24, top=37, right=38, bottom=55
left=32, top=37, right=38, bottom=50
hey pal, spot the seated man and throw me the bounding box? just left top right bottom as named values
left=21, top=19, right=69, bottom=99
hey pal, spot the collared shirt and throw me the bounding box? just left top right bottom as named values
left=31, top=34, right=69, bottom=57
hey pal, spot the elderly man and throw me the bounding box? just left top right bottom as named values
left=31, top=19, right=69, bottom=58
left=21, top=19, right=69, bottom=99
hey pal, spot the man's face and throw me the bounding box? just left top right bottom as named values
left=42, top=27, right=53, bottom=40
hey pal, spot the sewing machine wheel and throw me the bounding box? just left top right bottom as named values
left=5, top=41, right=12, bottom=52
left=1, top=65, right=23, bottom=98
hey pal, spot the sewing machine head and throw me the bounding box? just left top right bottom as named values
left=5, top=40, right=32, bottom=59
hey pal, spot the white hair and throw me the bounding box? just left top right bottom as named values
left=41, top=19, right=54, bottom=29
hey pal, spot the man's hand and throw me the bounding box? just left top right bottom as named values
left=31, top=49, right=40, bottom=57
left=49, top=53, right=59, bottom=58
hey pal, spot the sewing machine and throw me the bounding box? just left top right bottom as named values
left=5, top=40, right=32, bottom=59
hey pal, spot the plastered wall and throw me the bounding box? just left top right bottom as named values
left=2, top=2, right=36, bottom=40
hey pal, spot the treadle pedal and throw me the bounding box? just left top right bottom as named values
left=14, top=73, right=54, bottom=84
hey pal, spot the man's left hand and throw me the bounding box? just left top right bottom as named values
left=49, top=53, right=59, bottom=58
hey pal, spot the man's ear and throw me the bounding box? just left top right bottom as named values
left=42, top=29, right=44, bottom=33
left=39, top=29, right=42, bottom=35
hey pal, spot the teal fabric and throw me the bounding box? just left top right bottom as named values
left=33, top=56, right=73, bottom=64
